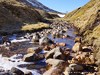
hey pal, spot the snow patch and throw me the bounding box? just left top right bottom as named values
left=57, top=14, right=65, bottom=17
left=11, top=38, right=30, bottom=43
left=0, top=54, right=41, bottom=75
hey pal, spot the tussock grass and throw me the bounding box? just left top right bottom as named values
left=21, top=22, right=49, bottom=31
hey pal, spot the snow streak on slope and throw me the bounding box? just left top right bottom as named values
left=25, top=0, right=61, bottom=13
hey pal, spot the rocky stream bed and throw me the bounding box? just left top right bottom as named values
left=0, top=21, right=98, bottom=75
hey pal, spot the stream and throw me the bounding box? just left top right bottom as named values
left=0, top=23, right=77, bottom=75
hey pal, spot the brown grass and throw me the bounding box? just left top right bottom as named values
left=21, top=22, right=49, bottom=31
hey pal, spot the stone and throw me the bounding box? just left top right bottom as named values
left=39, top=37, right=54, bottom=46
left=85, top=57, right=93, bottom=65
left=95, top=59, right=100, bottom=65
left=69, top=64, right=83, bottom=71
left=72, top=42, right=82, bottom=52
left=89, top=54, right=95, bottom=64
left=31, top=33, right=40, bottom=42
left=24, top=72, right=32, bottom=75
left=27, top=48, right=35, bottom=54
left=43, top=67, right=56, bottom=75
left=57, top=43, right=66, bottom=47
left=70, top=58, right=78, bottom=64
left=26, top=64, right=45, bottom=70
left=49, top=44, right=56, bottom=49
left=63, top=67, right=71, bottom=75
left=45, top=47, right=62, bottom=59
left=74, top=37, right=82, bottom=43
left=23, top=53, right=45, bottom=62
left=23, top=53, right=33, bottom=62
left=43, top=45, right=50, bottom=51
left=46, top=59, right=64, bottom=67
left=11, top=67, right=24, bottom=75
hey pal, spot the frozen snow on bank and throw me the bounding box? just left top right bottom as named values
left=0, top=54, right=41, bottom=75
left=11, top=38, right=30, bottom=43
left=57, top=14, right=65, bottom=17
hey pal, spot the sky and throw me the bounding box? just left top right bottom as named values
left=39, top=0, right=90, bottom=13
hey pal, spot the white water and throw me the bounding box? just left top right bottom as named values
left=0, top=54, right=41, bottom=75
left=11, top=38, right=30, bottom=43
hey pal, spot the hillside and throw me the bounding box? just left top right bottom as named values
left=64, top=0, right=100, bottom=73
left=0, top=0, right=60, bottom=34
left=16, top=0, right=62, bottom=13
left=65, top=0, right=100, bottom=47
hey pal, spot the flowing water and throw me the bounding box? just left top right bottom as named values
left=0, top=27, right=76, bottom=75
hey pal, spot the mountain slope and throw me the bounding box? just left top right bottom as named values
left=64, top=0, right=100, bottom=73
left=65, top=0, right=100, bottom=45
left=0, top=0, right=59, bottom=34
left=16, top=0, right=61, bottom=13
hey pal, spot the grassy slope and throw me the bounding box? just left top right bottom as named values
left=64, top=0, right=100, bottom=45
left=0, top=0, right=59, bottom=34
left=64, top=0, right=100, bottom=73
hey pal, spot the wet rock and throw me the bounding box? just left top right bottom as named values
left=48, top=61, right=66, bottom=75
left=45, top=47, right=62, bottom=59
left=46, top=59, right=64, bottom=67
left=24, top=72, right=32, bottom=75
left=72, top=42, right=82, bottom=52
left=23, top=53, right=33, bottom=62
left=82, top=46, right=92, bottom=52
left=31, top=33, right=40, bottom=42
left=27, top=48, right=35, bottom=54
left=51, top=69, right=64, bottom=75
left=68, top=58, right=78, bottom=64
left=69, top=64, right=83, bottom=71
left=74, top=37, right=82, bottom=43
left=26, top=64, right=46, bottom=70
left=43, top=67, right=56, bottom=75
left=62, top=35, right=67, bottom=39
left=57, top=43, right=66, bottom=47
left=95, top=59, right=100, bottom=65
left=39, top=36, right=54, bottom=46
left=85, top=56, right=94, bottom=65
left=49, top=44, right=56, bottom=49
left=43, top=45, right=50, bottom=51
left=27, top=47, right=42, bottom=54
left=11, top=67, right=24, bottom=75
left=23, top=53, right=45, bottom=62
left=63, top=67, right=71, bottom=75
left=89, top=54, right=95, bottom=64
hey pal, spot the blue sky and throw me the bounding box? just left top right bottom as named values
left=39, top=0, right=90, bottom=13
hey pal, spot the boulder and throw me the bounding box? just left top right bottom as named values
left=45, top=47, right=62, bottom=59
left=23, top=53, right=45, bottom=62
left=43, top=67, right=56, bottom=75
left=11, top=67, right=24, bottom=75
left=72, top=42, right=82, bottom=52
left=26, top=64, right=46, bottom=70
left=27, top=48, right=35, bottom=54
left=23, top=53, right=33, bottom=62
left=57, top=43, right=66, bottom=47
left=43, top=45, right=50, bottom=51
left=31, top=33, right=40, bottom=42
left=63, top=67, right=71, bottom=75
left=74, top=37, right=81, bottom=43
left=85, top=57, right=93, bottom=65
left=46, top=59, right=64, bottom=67
left=24, top=72, right=32, bottom=75
left=69, top=64, right=83, bottom=71
left=39, top=37, right=54, bottom=46
left=49, top=44, right=56, bottom=49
